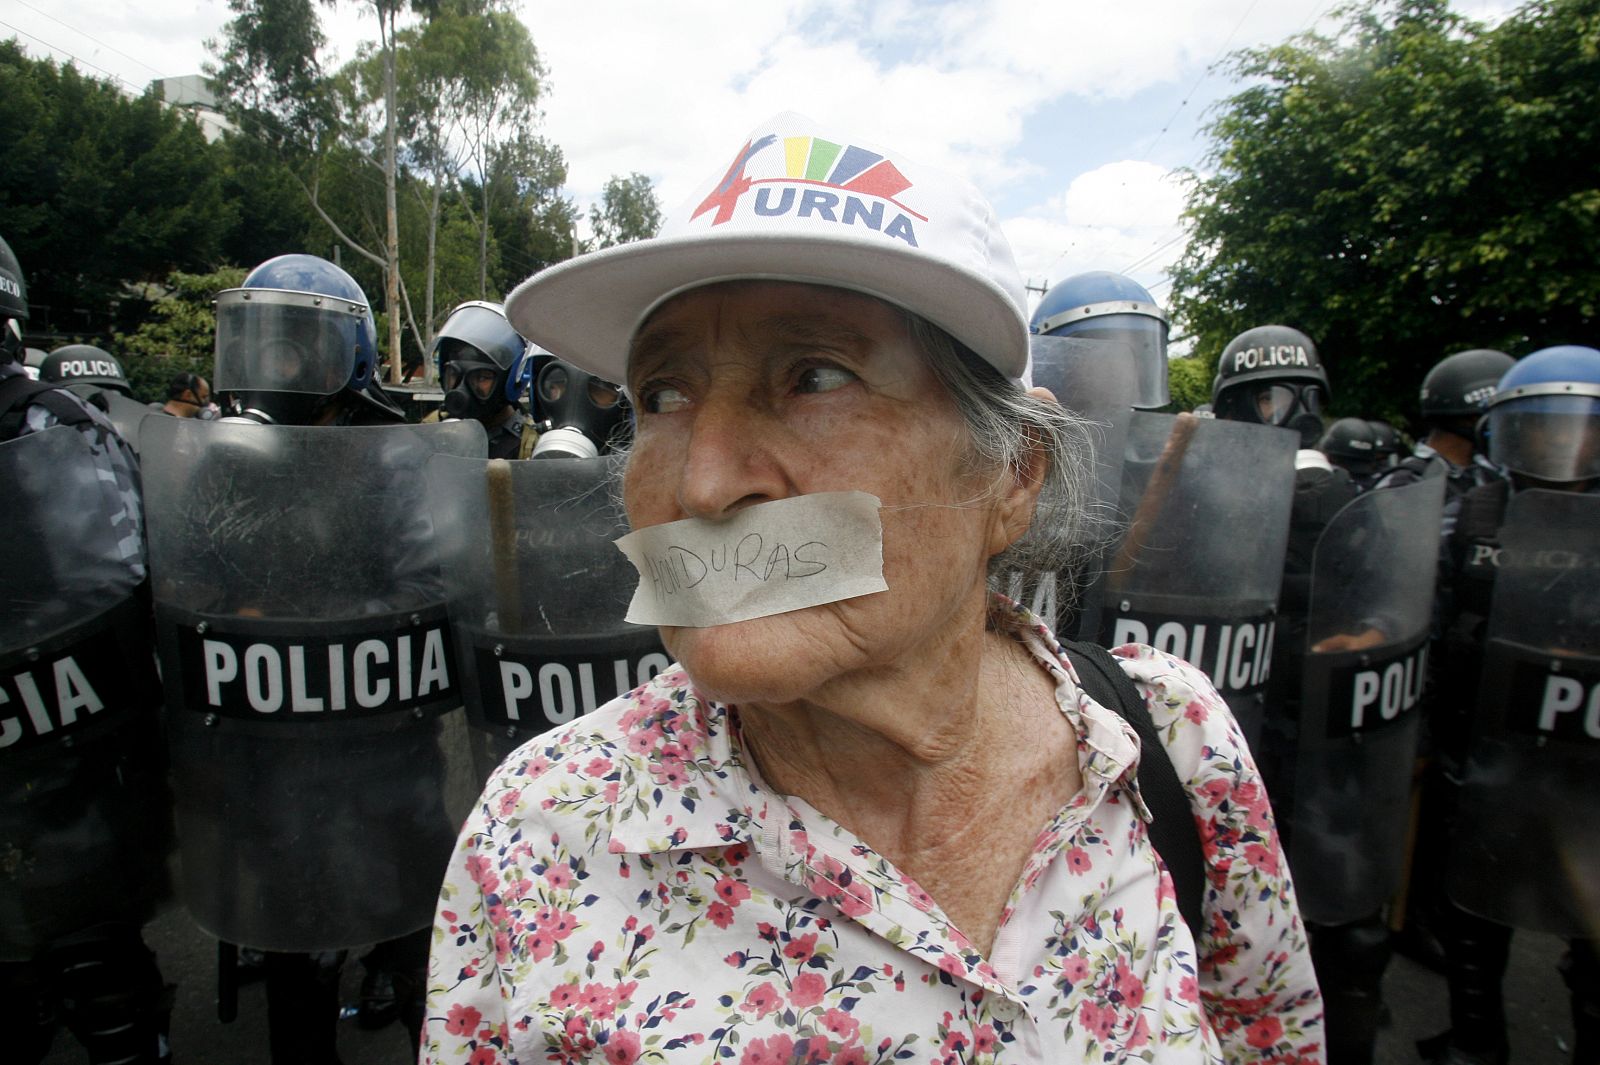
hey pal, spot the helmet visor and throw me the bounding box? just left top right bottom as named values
left=434, top=304, right=521, bottom=370
left=214, top=291, right=361, bottom=396
left=1488, top=396, right=1600, bottom=483
left=1060, top=317, right=1170, bottom=409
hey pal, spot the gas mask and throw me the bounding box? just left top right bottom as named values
left=1220, top=381, right=1326, bottom=447
left=441, top=356, right=508, bottom=423
left=531, top=361, right=629, bottom=459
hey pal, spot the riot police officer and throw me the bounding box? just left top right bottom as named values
left=1426, top=345, right=1600, bottom=1065
left=40, top=343, right=156, bottom=448
left=433, top=300, right=536, bottom=458
left=1029, top=270, right=1171, bottom=410
left=146, top=254, right=480, bottom=1064
left=1319, top=416, right=1383, bottom=488
left=0, top=233, right=173, bottom=1064
left=1213, top=323, right=1440, bottom=1065
left=528, top=356, right=631, bottom=458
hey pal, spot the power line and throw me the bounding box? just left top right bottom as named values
left=12, top=0, right=171, bottom=81
left=0, top=20, right=144, bottom=94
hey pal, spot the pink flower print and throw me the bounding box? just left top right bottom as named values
left=1113, top=960, right=1144, bottom=1006
left=905, top=882, right=936, bottom=912
left=707, top=902, right=736, bottom=929
left=467, top=1048, right=498, bottom=1065
left=1178, top=975, right=1199, bottom=1002
left=544, top=864, right=574, bottom=890
left=550, top=982, right=580, bottom=1008
left=723, top=842, right=751, bottom=865
left=464, top=855, right=498, bottom=892
left=1078, top=999, right=1115, bottom=1040
left=1127, top=1013, right=1152, bottom=1050
left=783, top=932, right=818, bottom=963
left=741, top=982, right=781, bottom=1018
left=1061, top=955, right=1090, bottom=986
left=821, top=1007, right=859, bottom=1044
left=526, top=927, right=556, bottom=963
left=1197, top=779, right=1232, bottom=808
left=740, top=1035, right=796, bottom=1065
left=496, top=789, right=522, bottom=817
left=444, top=1003, right=482, bottom=1036
left=585, top=756, right=614, bottom=777
left=1246, top=1016, right=1284, bottom=1049
left=713, top=876, right=752, bottom=906
left=939, top=1029, right=970, bottom=1055
left=789, top=971, right=827, bottom=1008
left=493, top=928, right=512, bottom=964
left=602, top=781, right=620, bottom=804
left=832, top=1047, right=867, bottom=1065
left=604, top=1029, right=640, bottom=1065
left=650, top=760, right=691, bottom=789
left=1064, top=847, right=1093, bottom=875
left=1184, top=699, right=1209, bottom=724
left=936, top=953, right=966, bottom=979
left=578, top=982, right=617, bottom=1018
left=525, top=755, right=552, bottom=776
left=1244, top=842, right=1280, bottom=875
left=972, top=1024, right=997, bottom=1053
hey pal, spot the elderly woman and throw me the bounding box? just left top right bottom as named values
left=422, top=114, right=1322, bottom=1064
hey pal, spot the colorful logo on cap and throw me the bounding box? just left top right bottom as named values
left=692, top=133, right=927, bottom=247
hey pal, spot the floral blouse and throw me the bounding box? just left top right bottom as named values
left=422, top=604, right=1323, bottom=1064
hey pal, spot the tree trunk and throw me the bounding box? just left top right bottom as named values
left=424, top=175, right=441, bottom=383
left=383, top=7, right=403, bottom=383
left=478, top=162, right=489, bottom=299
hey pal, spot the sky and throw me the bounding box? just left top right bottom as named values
left=5, top=0, right=1521, bottom=319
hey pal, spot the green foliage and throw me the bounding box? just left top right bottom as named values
left=1165, top=356, right=1213, bottom=412
left=114, top=266, right=248, bottom=403
left=0, top=41, right=234, bottom=335
left=1170, top=0, right=1600, bottom=427
left=591, top=173, right=663, bottom=249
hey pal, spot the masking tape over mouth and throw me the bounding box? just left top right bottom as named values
left=613, top=491, right=889, bottom=627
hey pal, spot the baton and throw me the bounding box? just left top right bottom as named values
left=1107, top=412, right=1201, bottom=593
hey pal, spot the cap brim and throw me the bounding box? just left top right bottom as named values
left=505, top=229, right=1029, bottom=387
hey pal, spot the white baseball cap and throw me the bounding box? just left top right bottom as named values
left=504, top=111, right=1030, bottom=387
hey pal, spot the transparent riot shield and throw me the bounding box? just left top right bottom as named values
left=99, top=390, right=155, bottom=453
left=426, top=455, right=670, bottom=783
left=1289, top=473, right=1445, bottom=924
left=142, top=416, right=486, bottom=953
left=1000, top=336, right=1135, bottom=639
left=0, top=428, right=168, bottom=959
left=1446, top=489, right=1600, bottom=936
left=1096, top=415, right=1300, bottom=747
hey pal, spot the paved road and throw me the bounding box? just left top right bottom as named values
left=40, top=907, right=1577, bottom=1065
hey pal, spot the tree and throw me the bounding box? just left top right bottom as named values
left=0, top=42, right=233, bottom=340
left=1166, top=355, right=1212, bottom=412
left=1169, top=0, right=1600, bottom=424
left=114, top=266, right=249, bottom=402
left=590, top=173, right=663, bottom=250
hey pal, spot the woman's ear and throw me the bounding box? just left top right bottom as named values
left=988, top=387, right=1057, bottom=555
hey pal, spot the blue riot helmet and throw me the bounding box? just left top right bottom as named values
left=214, top=254, right=396, bottom=425
left=1030, top=271, right=1170, bottom=409
left=1484, top=345, right=1600, bottom=486
left=1211, top=324, right=1329, bottom=447
left=432, top=301, right=525, bottom=423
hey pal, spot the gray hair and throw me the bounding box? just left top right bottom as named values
left=904, top=314, right=1112, bottom=616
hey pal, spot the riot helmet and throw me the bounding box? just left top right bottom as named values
left=1420, top=348, right=1515, bottom=425
left=1484, top=345, right=1600, bottom=487
left=41, top=344, right=134, bottom=396
left=214, top=254, right=392, bottom=425
left=1, top=234, right=28, bottom=363
left=1366, top=419, right=1402, bottom=467
left=1319, top=417, right=1380, bottom=480
left=530, top=358, right=630, bottom=459
left=432, top=301, right=525, bottom=424
left=1030, top=271, right=1170, bottom=409
left=1211, top=324, right=1329, bottom=446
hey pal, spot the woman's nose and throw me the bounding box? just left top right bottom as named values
left=675, top=389, right=789, bottom=520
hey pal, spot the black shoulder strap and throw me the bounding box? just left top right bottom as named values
left=1061, top=638, right=1207, bottom=937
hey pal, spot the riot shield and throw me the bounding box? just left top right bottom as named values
left=143, top=417, right=486, bottom=952
left=1289, top=473, right=1445, bottom=924
left=99, top=389, right=155, bottom=452
left=0, top=428, right=168, bottom=959
left=1096, top=414, right=1299, bottom=746
left=1446, top=489, right=1600, bottom=936
left=426, top=456, right=669, bottom=782
left=1002, top=336, right=1135, bottom=639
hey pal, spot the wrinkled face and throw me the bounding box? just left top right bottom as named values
left=623, top=281, right=1021, bottom=706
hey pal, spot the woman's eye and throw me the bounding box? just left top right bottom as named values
left=640, top=384, right=690, bottom=414
left=796, top=365, right=856, bottom=394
